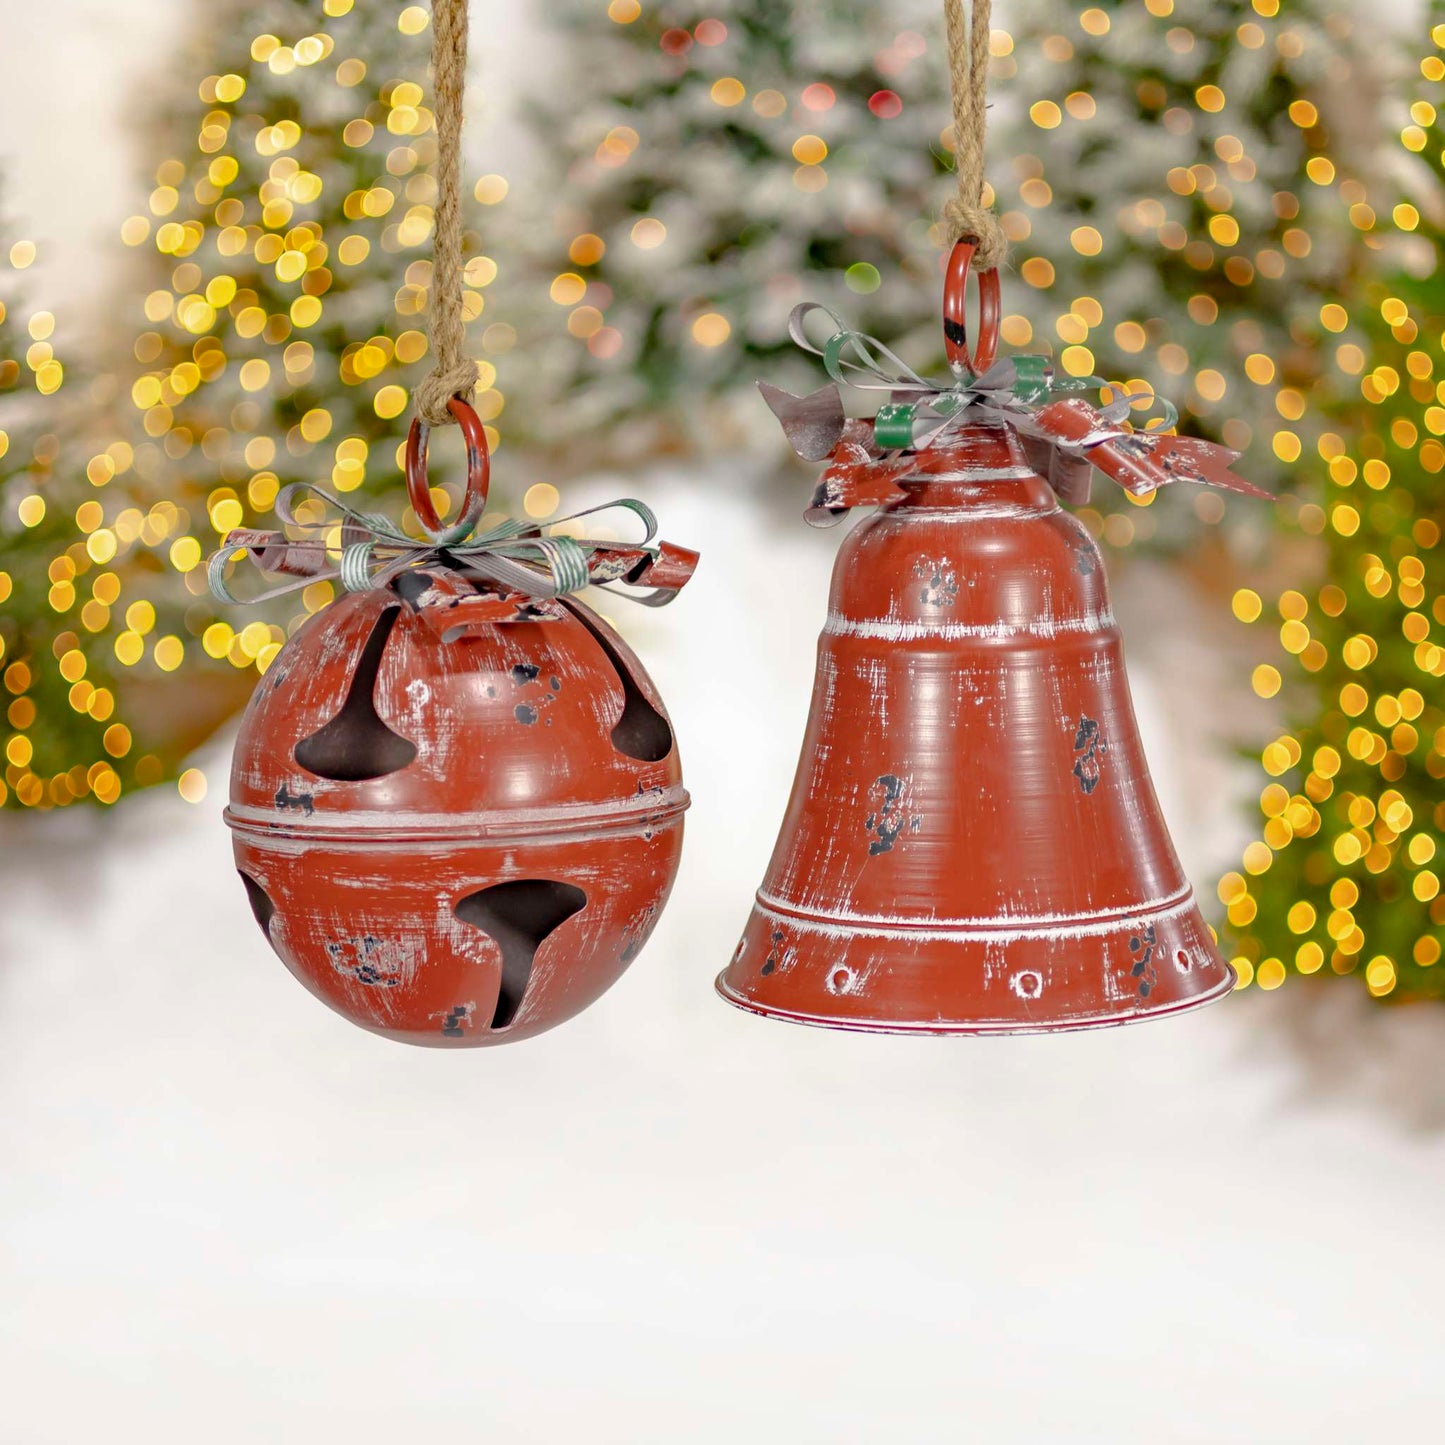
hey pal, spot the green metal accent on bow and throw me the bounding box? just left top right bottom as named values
left=1009, top=353, right=1053, bottom=405
left=873, top=402, right=917, bottom=451
left=785, top=302, right=1179, bottom=450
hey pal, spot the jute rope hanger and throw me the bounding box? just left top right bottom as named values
left=414, top=0, right=1005, bottom=426
left=942, top=0, right=1008, bottom=271
left=414, top=0, right=480, bottom=428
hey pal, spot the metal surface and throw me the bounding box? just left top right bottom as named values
left=941, top=238, right=1000, bottom=374
left=228, top=583, right=687, bottom=1047
left=718, top=424, right=1234, bottom=1033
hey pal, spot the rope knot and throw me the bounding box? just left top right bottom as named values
left=941, top=201, right=1008, bottom=271
left=414, top=360, right=480, bottom=427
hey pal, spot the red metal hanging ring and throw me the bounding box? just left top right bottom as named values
left=404, top=396, right=491, bottom=537
left=942, top=238, right=1001, bottom=376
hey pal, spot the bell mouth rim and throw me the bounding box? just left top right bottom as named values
left=224, top=785, right=689, bottom=846
left=713, top=965, right=1236, bottom=1036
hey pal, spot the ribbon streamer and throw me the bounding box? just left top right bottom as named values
left=208, top=481, right=698, bottom=634
left=766, top=303, right=1270, bottom=525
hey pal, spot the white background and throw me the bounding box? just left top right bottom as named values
left=3, top=4, right=1445, bottom=1441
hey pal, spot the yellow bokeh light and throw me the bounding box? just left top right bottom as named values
left=792, top=134, right=828, bottom=165
left=524, top=483, right=561, bottom=520
left=550, top=272, right=587, bottom=306
left=178, top=769, right=208, bottom=804
left=691, top=313, right=731, bottom=347
left=1252, top=665, right=1282, bottom=699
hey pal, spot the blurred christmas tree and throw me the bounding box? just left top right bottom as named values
left=991, top=0, right=1393, bottom=545
left=500, top=0, right=1396, bottom=535
left=0, top=232, right=137, bottom=810
left=496, top=0, right=959, bottom=459
left=1221, top=13, right=1445, bottom=1000
left=2, top=0, right=507, bottom=811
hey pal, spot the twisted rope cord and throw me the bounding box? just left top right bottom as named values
left=942, top=0, right=1007, bottom=270
left=414, top=0, right=479, bottom=426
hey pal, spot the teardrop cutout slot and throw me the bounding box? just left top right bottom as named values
left=294, top=607, right=418, bottom=781
left=238, top=871, right=276, bottom=938
left=560, top=600, right=673, bottom=762
left=454, top=879, right=587, bottom=1030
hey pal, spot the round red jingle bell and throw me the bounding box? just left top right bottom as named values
left=223, top=401, right=695, bottom=1047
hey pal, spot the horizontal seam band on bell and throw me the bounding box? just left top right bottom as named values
left=822, top=610, right=1117, bottom=641
left=884, top=504, right=1062, bottom=520
left=751, top=885, right=1197, bottom=941
left=224, top=789, right=690, bottom=845
left=904, top=466, right=1038, bottom=481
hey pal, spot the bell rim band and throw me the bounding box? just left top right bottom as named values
left=713, top=967, right=1238, bottom=1037
left=404, top=395, right=491, bottom=537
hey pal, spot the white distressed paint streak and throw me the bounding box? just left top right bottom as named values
left=226, top=786, right=690, bottom=848
left=822, top=609, right=1117, bottom=642
left=905, top=465, right=1038, bottom=482
left=886, top=503, right=1062, bottom=521
left=751, top=885, right=1199, bottom=943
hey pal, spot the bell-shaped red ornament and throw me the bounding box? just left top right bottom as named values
left=220, top=401, right=695, bottom=1046
left=718, top=244, right=1251, bottom=1034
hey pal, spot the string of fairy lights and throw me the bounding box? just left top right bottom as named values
left=1216, top=18, right=1445, bottom=998
left=2, top=0, right=528, bottom=811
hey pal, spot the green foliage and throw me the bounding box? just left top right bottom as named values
left=0, top=237, right=132, bottom=806
left=502, top=0, right=1391, bottom=543
left=498, top=0, right=957, bottom=454
left=1, top=0, right=502, bottom=811
left=1223, top=17, right=1445, bottom=999
left=993, top=0, right=1386, bottom=517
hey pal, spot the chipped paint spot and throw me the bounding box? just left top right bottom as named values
left=510, top=662, right=541, bottom=684
left=515, top=703, right=539, bottom=725
left=912, top=556, right=959, bottom=608
left=432, top=1002, right=477, bottom=1038
left=619, top=902, right=658, bottom=962
left=760, top=926, right=793, bottom=976
left=1128, top=924, right=1159, bottom=998
left=326, top=933, right=411, bottom=988
left=863, top=773, right=918, bottom=856
left=1010, top=969, right=1044, bottom=999
left=274, top=783, right=315, bottom=816
left=1072, top=715, right=1107, bottom=795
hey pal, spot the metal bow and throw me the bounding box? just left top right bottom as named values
left=764, top=302, right=1270, bottom=525
left=208, top=481, right=698, bottom=633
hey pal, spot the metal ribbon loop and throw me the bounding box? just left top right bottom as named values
left=208, top=480, right=691, bottom=614
left=770, top=302, right=1266, bottom=519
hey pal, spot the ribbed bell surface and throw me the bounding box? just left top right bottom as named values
left=718, top=424, right=1234, bottom=1034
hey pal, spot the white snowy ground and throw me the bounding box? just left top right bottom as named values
left=4, top=472, right=1445, bottom=1444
